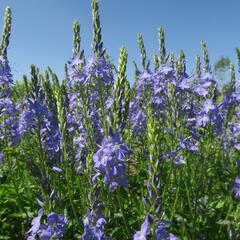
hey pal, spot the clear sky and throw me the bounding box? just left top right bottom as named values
left=0, top=0, right=240, bottom=83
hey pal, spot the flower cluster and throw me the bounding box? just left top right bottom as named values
left=0, top=56, right=19, bottom=145
left=134, top=215, right=178, bottom=240
left=70, top=55, right=114, bottom=87
left=0, top=56, right=13, bottom=97
left=93, top=132, right=131, bottom=191
left=27, top=209, right=67, bottom=240
left=18, top=96, right=60, bottom=160
left=82, top=210, right=109, bottom=240
left=232, top=177, right=240, bottom=200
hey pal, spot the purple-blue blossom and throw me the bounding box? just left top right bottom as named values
left=232, top=177, right=240, bottom=200
left=193, top=73, right=216, bottom=97
left=0, top=56, right=19, bottom=145
left=134, top=214, right=152, bottom=240
left=69, top=55, right=114, bottom=87
left=155, top=224, right=179, bottom=240
left=27, top=210, right=67, bottom=240
left=27, top=208, right=43, bottom=240
left=0, top=56, right=13, bottom=97
left=0, top=152, right=4, bottom=164
left=93, top=132, right=131, bottom=191
left=82, top=210, right=110, bottom=240
left=18, top=98, right=60, bottom=159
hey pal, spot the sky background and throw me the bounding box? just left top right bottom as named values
left=0, top=0, right=239, bottom=83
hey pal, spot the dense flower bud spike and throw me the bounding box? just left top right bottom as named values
left=113, top=46, right=128, bottom=131
left=179, top=50, right=186, bottom=75
left=146, top=107, right=161, bottom=214
left=230, top=62, right=236, bottom=85
left=73, top=20, right=85, bottom=63
left=92, top=0, right=104, bottom=57
left=73, top=20, right=81, bottom=56
left=30, top=65, right=41, bottom=99
left=64, top=63, right=69, bottom=83
left=43, top=70, right=58, bottom=124
left=195, top=54, right=201, bottom=81
left=55, top=83, right=77, bottom=222
left=154, top=54, right=159, bottom=70
left=201, top=40, right=211, bottom=73
left=56, top=84, right=68, bottom=150
left=169, top=52, right=175, bottom=69
left=236, top=48, right=240, bottom=72
left=138, top=33, right=148, bottom=70
left=158, top=27, right=166, bottom=64
left=123, top=79, right=131, bottom=126
left=0, top=6, right=11, bottom=56
left=23, top=74, right=30, bottom=96
left=225, top=62, right=236, bottom=94
left=133, top=60, right=140, bottom=80
left=47, top=66, right=60, bottom=92
left=175, top=61, right=181, bottom=79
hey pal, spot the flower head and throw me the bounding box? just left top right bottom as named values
left=155, top=223, right=179, bottom=240
left=232, top=177, right=240, bottom=199
left=27, top=210, right=67, bottom=240
left=93, top=133, right=131, bottom=191
left=134, top=214, right=153, bottom=240
left=82, top=211, right=109, bottom=240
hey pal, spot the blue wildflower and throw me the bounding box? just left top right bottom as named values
left=18, top=98, right=60, bottom=160
left=27, top=208, right=43, bottom=240
left=93, top=132, right=131, bottom=191
left=70, top=55, right=113, bottom=87
left=82, top=210, right=110, bottom=240
left=232, top=177, right=240, bottom=200
left=27, top=210, right=67, bottom=240
left=0, top=55, right=13, bottom=97
left=0, top=153, right=4, bottom=164
left=0, top=56, right=20, bottom=145
left=155, top=223, right=179, bottom=240
left=193, top=73, right=216, bottom=97
left=134, top=214, right=152, bottom=240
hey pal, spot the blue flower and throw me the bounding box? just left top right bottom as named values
left=18, top=98, right=60, bottom=159
left=193, top=73, right=216, bottom=97
left=93, top=133, right=131, bottom=191
left=70, top=55, right=113, bottom=87
left=232, top=177, right=240, bottom=200
left=0, top=153, right=4, bottom=165
left=82, top=212, right=109, bottom=240
left=27, top=208, right=43, bottom=240
left=39, top=227, right=54, bottom=240
left=155, top=223, right=179, bottom=240
left=134, top=214, right=152, bottom=240
left=27, top=210, right=67, bottom=240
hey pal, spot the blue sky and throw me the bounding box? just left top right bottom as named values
left=0, top=0, right=240, bottom=83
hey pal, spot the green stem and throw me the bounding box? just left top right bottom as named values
left=116, top=189, right=130, bottom=236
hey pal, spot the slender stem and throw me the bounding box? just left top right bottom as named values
left=116, top=189, right=130, bottom=236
